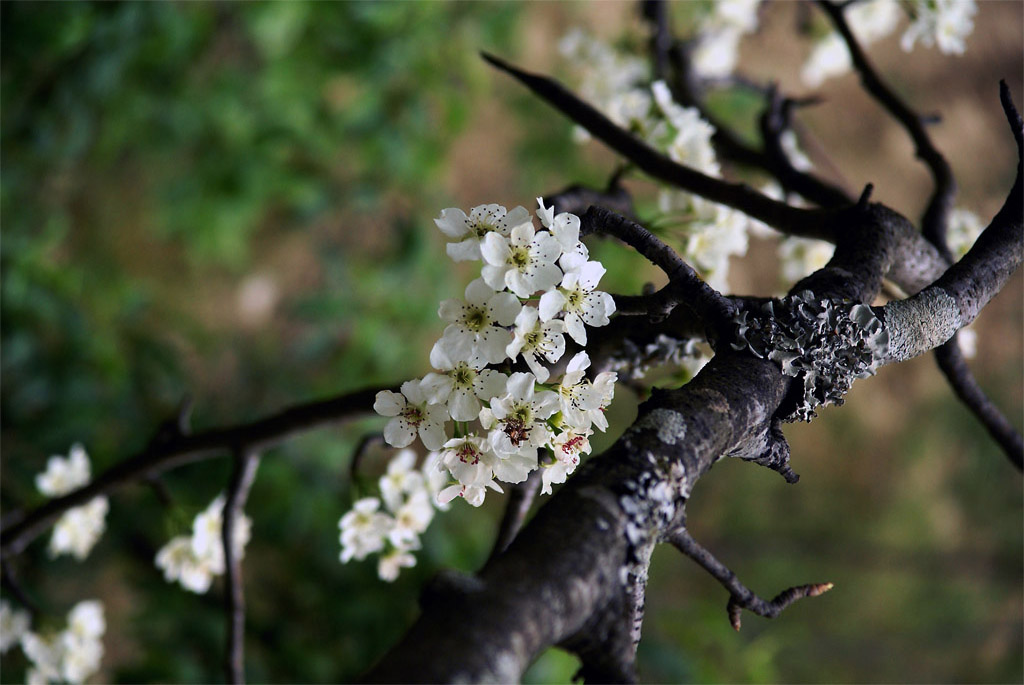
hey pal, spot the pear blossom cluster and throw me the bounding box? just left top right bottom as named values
left=154, top=495, right=251, bottom=594
left=10, top=600, right=106, bottom=684
left=560, top=33, right=750, bottom=292
left=688, top=0, right=762, bottom=79
left=34, top=445, right=108, bottom=561
left=802, top=0, right=976, bottom=88
left=339, top=450, right=447, bottom=582
left=341, top=200, right=619, bottom=580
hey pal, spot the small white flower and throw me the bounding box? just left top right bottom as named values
left=541, top=429, right=592, bottom=495
left=535, top=198, right=582, bottom=253
left=958, top=326, right=977, bottom=359
left=486, top=373, right=559, bottom=473
left=377, top=548, right=417, bottom=582
left=585, top=371, right=618, bottom=432
left=66, top=602, right=104, bottom=642
left=374, top=380, right=449, bottom=451
left=539, top=262, right=616, bottom=346
left=421, top=343, right=508, bottom=422
left=59, top=631, right=103, bottom=684
left=553, top=352, right=603, bottom=430
left=439, top=435, right=499, bottom=490
left=0, top=600, right=30, bottom=654
left=437, top=480, right=503, bottom=508
left=339, top=497, right=394, bottom=563
left=190, top=495, right=251, bottom=575
left=21, top=633, right=64, bottom=683
left=778, top=236, right=836, bottom=285
left=947, top=207, right=983, bottom=260
left=378, top=450, right=426, bottom=513
left=505, top=307, right=566, bottom=383
left=35, top=444, right=90, bottom=498
left=421, top=451, right=452, bottom=511
left=435, top=204, right=532, bottom=262
left=49, top=496, right=108, bottom=561
left=901, top=0, right=975, bottom=54
left=849, top=0, right=901, bottom=43
left=437, top=278, right=522, bottom=365
left=692, top=28, right=743, bottom=79
left=388, top=490, right=435, bottom=550
left=481, top=223, right=563, bottom=298
left=801, top=32, right=851, bottom=88
left=155, top=536, right=216, bottom=594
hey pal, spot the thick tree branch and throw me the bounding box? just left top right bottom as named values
left=222, top=450, right=260, bottom=685
left=0, top=385, right=389, bottom=558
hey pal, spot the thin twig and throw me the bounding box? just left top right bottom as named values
left=668, top=527, right=833, bottom=630
left=1, top=557, right=40, bottom=619
left=222, top=450, right=261, bottom=685
left=480, top=51, right=836, bottom=241
left=486, top=469, right=542, bottom=563
left=1, top=384, right=391, bottom=558
left=935, top=338, right=1024, bottom=470
left=582, top=206, right=736, bottom=332
left=817, top=0, right=956, bottom=260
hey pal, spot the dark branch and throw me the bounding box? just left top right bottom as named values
left=582, top=206, right=737, bottom=334
left=222, top=450, right=260, bottom=685
left=481, top=51, right=836, bottom=240
left=935, top=339, right=1024, bottom=470
left=1, top=385, right=389, bottom=558
left=817, top=0, right=956, bottom=260
left=668, top=527, right=833, bottom=630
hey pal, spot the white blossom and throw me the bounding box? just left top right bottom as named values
left=1, top=600, right=30, bottom=654
left=901, top=0, right=975, bottom=54
left=190, top=495, right=251, bottom=575
left=387, top=490, right=434, bottom=550
left=374, top=380, right=449, bottom=451
left=21, top=601, right=105, bottom=685
left=438, top=480, right=502, bottom=508
left=485, top=373, right=558, bottom=474
left=779, top=236, right=836, bottom=285
left=542, top=429, right=593, bottom=495
left=377, top=548, right=417, bottom=582
left=35, top=444, right=90, bottom=497
left=339, top=498, right=393, bottom=563
left=538, top=262, right=616, bottom=346
left=435, top=204, right=531, bottom=262
left=947, top=207, right=983, bottom=259
left=155, top=536, right=216, bottom=594
left=421, top=344, right=508, bottom=422
left=480, top=222, right=563, bottom=298
left=378, top=449, right=426, bottom=513
left=421, top=451, right=452, bottom=511
left=438, top=435, right=499, bottom=491
left=505, top=307, right=566, bottom=383
left=553, top=352, right=603, bottom=430
left=48, top=497, right=108, bottom=561
left=802, top=32, right=852, bottom=88
left=585, top=371, right=618, bottom=432
left=436, top=278, right=521, bottom=365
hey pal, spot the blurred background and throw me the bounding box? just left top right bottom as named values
left=1, top=2, right=1020, bottom=682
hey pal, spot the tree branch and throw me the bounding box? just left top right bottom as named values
left=480, top=51, right=835, bottom=240
left=817, top=0, right=957, bottom=260
left=0, top=385, right=389, bottom=558
left=486, top=469, right=542, bottom=564
left=222, top=450, right=260, bottom=685
left=667, top=527, right=833, bottom=631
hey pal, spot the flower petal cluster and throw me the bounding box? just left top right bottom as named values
left=0, top=600, right=30, bottom=654
left=34, top=445, right=108, bottom=562
left=801, top=0, right=901, bottom=87
left=356, top=198, right=619, bottom=581
left=19, top=600, right=105, bottom=684
left=901, top=0, right=975, bottom=54
left=155, top=495, right=251, bottom=594
left=338, top=450, right=443, bottom=582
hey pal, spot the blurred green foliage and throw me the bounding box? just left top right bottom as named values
left=1, top=2, right=1020, bottom=684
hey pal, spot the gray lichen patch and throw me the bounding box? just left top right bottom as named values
left=731, top=292, right=890, bottom=422
left=632, top=408, right=687, bottom=445
left=882, top=287, right=961, bottom=362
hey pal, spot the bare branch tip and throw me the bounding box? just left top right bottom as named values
left=857, top=183, right=874, bottom=206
